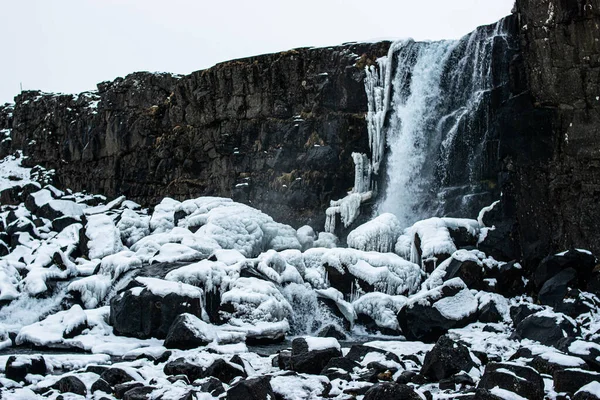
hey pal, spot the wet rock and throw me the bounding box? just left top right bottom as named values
left=291, top=337, right=342, bottom=375
left=421, top=336, right=477, bottom=382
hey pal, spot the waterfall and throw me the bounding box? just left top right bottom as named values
left=369, top=20, right=511, bottom=228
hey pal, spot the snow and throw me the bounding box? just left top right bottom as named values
left=29, top=189, right=54, bottom=209
left=490, top=387, right=528, bottom=400
left=117, top=208, right=150, bottom=247
left=135, top=277, right=204, bottom=299
left=476, top=291, right=511, bottom=323
left=478, top=200, right=500, bottom=226
left=15, top=305, right=88, bottom=347
left=67, top=275, right=111, bottom=309
left=315, top=287, right=357, bottom=325
left=270, top=373, right=331, bottom=400
left=406, top=278, right=477, bottom=321
left=45, top=200, right=84, bottom=218
left=220, top=277, right=292, bottom=323
left=539, top=351, right=587, bottom=368
left=149, top=197, right=180, bottom=234
left=305, top=336, right=341, bottom=351
left=347, top=213, right=401, bottom=253
left=353, top=292, right=406, bottom=331
left=577, top=381, right=600, bottom=396
left=172, top=313, right=246, bottom=344
left=85, top=214, right=123, bottom=259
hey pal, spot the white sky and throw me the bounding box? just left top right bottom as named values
left=0, top=0, right=514, bottom=105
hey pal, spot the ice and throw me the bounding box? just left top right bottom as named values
left=149, top=197, right=181, bottom=234
left=315, top=287, right=357, bottom=325
left=221, top=277, right=292, bottom=323
left=0, top=261, right=20, bottom=301
left=165, top=259, right=234, bottom=293
left=396, top=217, right=480, bottom=266
left=16, top=305, right=88, bottom=347
left=353, top=292, right=406, bottom=331
left=313, top=232, right=338, bottom=248
left=407, top=278, right=477, bottom=321
left=478, top=200, right=500, bottom=226
left=67, top=275, right=111, bottom=309
left=98, top=250, right=142, bottom=280
left=116, top=209, right=150, bottom=247
left=85, top=214, right=123, bottom=259
left=150, top=242, right=202, bottom=263
left=347, top=213, right=401, bottom=253
left=270, top=373, right=331, bottom=400
left=297, top=225, right=316, bottom=250
left=325, top=192, right=372, bottom=233
left=170, top=313, right=246, bottom=344
left=0, top=152, right=36, bottom=191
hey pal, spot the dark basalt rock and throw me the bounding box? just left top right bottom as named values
left=91, top=378, right=113, bottom=394
left=290, top=337, right=342, bottom=375
left=5, top=355, right=47, bottom=383
left=554, top=368, right=600, bottom=396
left=202, top=358, right=246, bottom=384
left=421, top=336, right=477, bottom=382
left=478, top=362, right=544, bottom=400
left=513, top=310, right=579, bottom=348
left=510, top=303, right=544, bottom=326
left=531, top=353, right=587, bottom=375
left=345, top=344, right=401, bottom=364
left=109, top=286, right=202, bottom=339
left=52, top=376, right=87, bottom=396
left=163, top=313, right=211, bottom=350
left=362, top=383, right=422, bottom=400
left=115, top=382, right=144, bottom=398
left=163, top=358, right=204, bottom=382
left=123, top=386, right=154, bottom=400
left=226, top=376, right=275, bottom=400
left=317, top=324, right=347, bottom=340
left=443, top=258, right=484, bottom=290
left=100, top=368, right=138, bottom=387
left=198, top=377, right=225, bottom=396
left=397, top=279, right=478, bottom=342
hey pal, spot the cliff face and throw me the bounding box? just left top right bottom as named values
left=1, top=1, right=600, bottom=263
left=501, top=0, right=600, bottom=262
left=2, top=43, right=389, bottom=228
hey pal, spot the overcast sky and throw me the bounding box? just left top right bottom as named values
left=0, top=0, right=514, bottom=105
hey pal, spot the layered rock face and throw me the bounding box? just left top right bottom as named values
left=2, top=43, right=389, bottom=228
left=503, top=0, right=600, bottom=262
left=1, top=0, right=599, bottom=263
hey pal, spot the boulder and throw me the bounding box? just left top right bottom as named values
left=115, top=382, right=144, bottom=398
left=5, top=355, right=47, bottom=382
left=554, top=368, right=600, bottom=395
left=38, top=200, right=84, bottom=222
left=226, top=376, right=275, bottom=400
left=91, top=378, right=112, bottom=394
left=574, top=382, right=600, bottom=400
left=362, top=383, right=422, bottom=400
left=513, top=310, right=579, bottom=348
left=163, top=358, right=204, bottom=382
left=199, top=377, right=226, bottom=396
left=421, top=335, right=478, bottom=381
left=443, top=257, right=484, bottom=290
left=163, top=313, right=212, bottom=350
left=478, top=362, right=544, bottom=400
left=397, top=278, right=478, bottom=342
left=538, top=268, right=578, bottom=307
left=100, top=367, right=138, bottom=386
left=109, top=279, right=203, bottom=339
left=291, top=337, right=342, bottom=375
left=345, top=344, right=401, bottom=364
left=52, top=375, right=87, bottom=396
left=510, top=303, right=545, bottom=326
left=202, top=358, right=246, bottom=384
left=531, top=352, right=588, bottom=375
left=123, top=386, right=155, bottom=400
left=534, top=249, right=597, bottom=290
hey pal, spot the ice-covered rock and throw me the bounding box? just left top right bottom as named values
left=290, top=336, right=342, bottom=374
left=84, top=214, right=124, bottom=259
left=117, top=209, right=150, bottom=247
left=353, top=292, right=406, bottom=334
left=16, top=305, right=89, bottom=347
left=347, top=213, right=401, bottom=253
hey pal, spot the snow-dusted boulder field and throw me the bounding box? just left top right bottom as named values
left=1, top=155, right=600, bottom=400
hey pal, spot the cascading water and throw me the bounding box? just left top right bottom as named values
left=369, top=20, right=513, bottom=228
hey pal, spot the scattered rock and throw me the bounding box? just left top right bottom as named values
left=553, top=368, right=600, bottom=395
left=202, top=358, right=246, bottom=384
left=100, top=367, right=138, bottom=386
left=5, top=355, right=46, bottom=383
left=478, top=362, right=544, bottom=400
left=421, top=335, right=477, bottom=381
left=226, top=376, right=275, bottom=400
left=363, top=382, right=422, bottom=400
left=513, top=310, right=579, bottom=348
left=291, top=337, right=342, bottom=375
left=163, top=358, right=204, bottom=382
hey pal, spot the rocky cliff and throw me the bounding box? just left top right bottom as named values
left=1, top=0, right=599, bottom=265
left=1, top=43, right=389, bottom=228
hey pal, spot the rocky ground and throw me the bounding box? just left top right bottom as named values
left=0, top=151, right=599, bottom=400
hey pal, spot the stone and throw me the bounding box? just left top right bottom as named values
left=100, top=368, right=138, bottom=387
left=202, top=358, right=246, bottom=384
left=226, top=376, right=275, bottom=400
left=115, top=382, right=143, bottom=398
left=5, top=355, right=46, bottom=383
left=109, top=286, right=202, bottom=339
left=290, top=337, right=342, bottom=375
left=421, top=335, right=478, bottom=382
left=317, top=324, right=347, bottom=340
left=163, top=358, right=204, bottom=382
left=52, top=376, right=87, bottom=396
left=513, top=311, right=579, bottom=348
left=553, top=369, right=600, bottom=395
left=397, top=278, right=478, bottom=342
left=91, top=378, right=113, bottom=394
left=345, top=344, right=401, bottom=364
left=510, top=303, right=544, bottom=326
left=478, top=362, right=544, bottom=400
left=123, top=386, right=154, bottom=400
left=198, top=377, right=225, bottom=396
left=538, top=268, right=578, bottom=307
left=362, top=383, right=422, bottom=400
left=163, top=313, right=211, bottom=350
